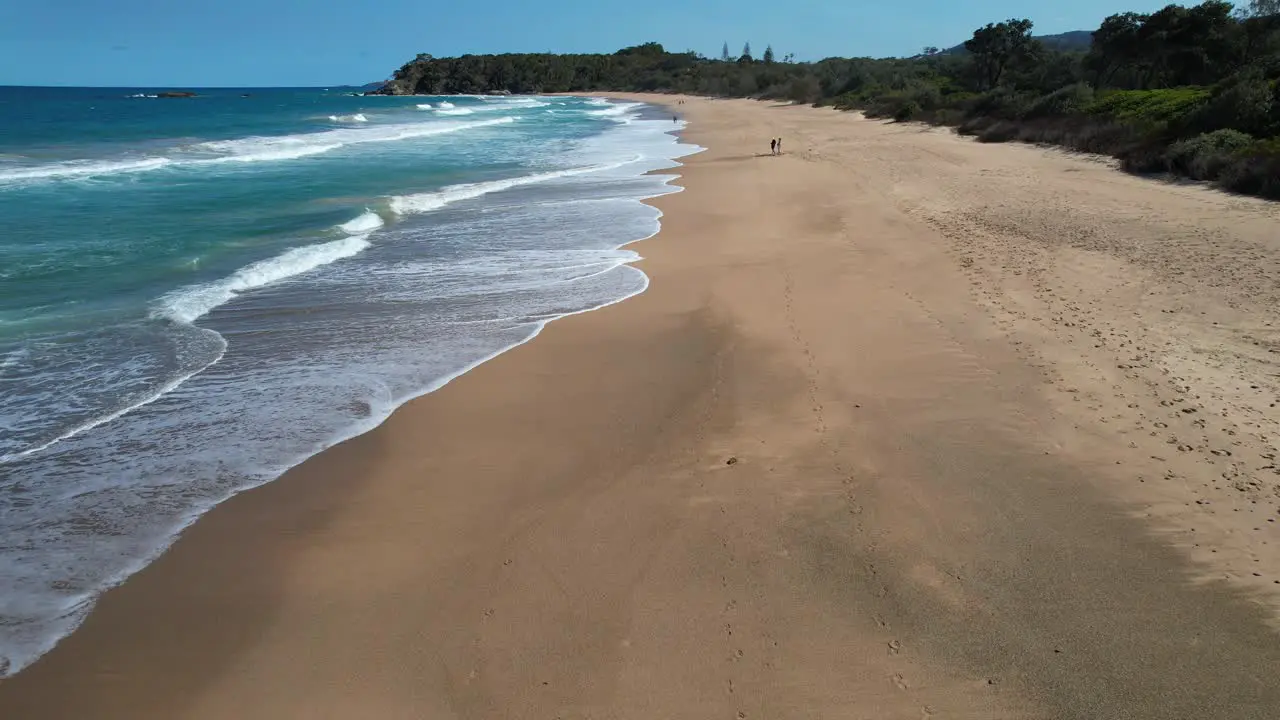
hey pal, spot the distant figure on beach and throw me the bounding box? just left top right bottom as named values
left=770, top=138, right=777, bottom=155
left=777, top=137, right=783, bottom=155
left=673, top=115, right=678, bottom=123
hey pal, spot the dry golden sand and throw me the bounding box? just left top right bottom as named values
left=2, top=95, right=1280, bottom=718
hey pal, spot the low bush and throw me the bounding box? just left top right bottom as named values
left=1086, top=87, right=1211, bottom=125
left=957, top=115, right=998, bottom=136
left=1164, top=129, right=1256, bottom=179
left=1062, top=120, right=1148, bottom=155
left=1120, top=143, right=1173, bottom=173
left=1217, top=142, right=1280, bottom=198
left=893, top=101, right=923, bottom=122
left=977, top=121, right=1021, bottom=142
left=926, top=108, right=967, bottom=126
left=969, top=90, right=1032, bottom=120
left=1187, top=72, right=1278, bottom=136
left=1023, top=82, right=1096, bottom=120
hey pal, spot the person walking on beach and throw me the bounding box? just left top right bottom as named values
left=770, top=138, right=777, bottom=155
left=777, top=137, right=783, bottom=155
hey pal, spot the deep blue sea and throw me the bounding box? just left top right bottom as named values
left=0, top=86, right=698, bottom=675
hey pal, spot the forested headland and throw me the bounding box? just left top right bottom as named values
left=379, top=1, right=1280, bottom=199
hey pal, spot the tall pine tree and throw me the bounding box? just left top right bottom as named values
left=721, top=42, right=731, bottom=61
left=742, top=42, right=753, bottom=61
left=763, top=45, right=775, bottom=63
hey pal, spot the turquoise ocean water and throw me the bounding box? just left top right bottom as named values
left=0, top=87, right=698, bottom=675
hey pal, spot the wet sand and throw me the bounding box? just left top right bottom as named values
left=2, top=95, right=1279, bottom=718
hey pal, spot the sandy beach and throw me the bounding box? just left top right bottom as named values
left=3, top=94, right=1280, bottom=718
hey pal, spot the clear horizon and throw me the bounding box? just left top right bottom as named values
left=3, top=0, right=1173, bottom=87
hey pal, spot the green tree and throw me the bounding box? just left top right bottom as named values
left=1238, top=0, right=1280, bottom=17
left=1086, top=12, right=1148, bottom=85
left=742, top=42, right=753, bottom=62
left=763, top=45, right=775, bottom=63
left=964, top=18, right=1039, bottom=90
left=1131, top=2, right=1240, bottom=88
left=721, top=42, right=731, bottom=62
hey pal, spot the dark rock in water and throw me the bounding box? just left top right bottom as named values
left=157, top=91, right=197, bottom=98
left=241, top=93, right=251, bottom=97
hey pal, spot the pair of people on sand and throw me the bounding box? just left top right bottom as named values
left=770, top=137, right=783, bottom=155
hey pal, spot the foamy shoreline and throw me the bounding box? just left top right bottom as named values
left=0, top=96, right=700, bottom=679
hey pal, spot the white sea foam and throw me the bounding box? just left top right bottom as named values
left=416, top=103, right=433, bottom=109
left=496, top=100, right=550, bottom=110
left=0, top=117, right=518, bottom=187
left=440, top=101, right=547, bottom=116
left=154, top=235, right=373, bottom=323
left=0, top=327, right=228, bottom=465
left=327, top=113, right=369, bottom=123
left=587, top=102, right=643, bottom=120
left=193, top=116, right=514, bottom=163
left=436, top=101, right=455, bottom=109
left=388, top=155, right=642, bottom=215
left=200, top=142, right=342, bottom=164
left=339, top=209, right=384, bottom=234
left=0, top=157, right=173, bottom=185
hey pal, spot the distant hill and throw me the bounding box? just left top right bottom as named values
left=330, top=82, right=388, bottom=92
left=939, top=30, right=1092, bottom=55
left=1036, top=31, right=1093, bottom=51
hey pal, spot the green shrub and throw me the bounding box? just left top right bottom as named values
left=864, top=92, right=928, bottom=120
left=1066, top=120, right=1146, bottom=155
left=1188, top=72, right=1277, bottom=136
left=907, top=84, right=943, bottom=111
left=970, top=90, right=1032, bottom=119
left=927, top=108, right=966, bottom=126
left=1217, top=145, right=1280, bottom=198
left=1165, top=129, right=1256, bottom=179
left=1243, top=138, right=1280, bottom=156
left=829, top=92, right=860, bottom=110
left=785, top=75, right=821, bottom=104
left=1120, top=143, right=1171, bottom=174
left=957, top=115, right=998, bottom=136
left=1086, top=88, right=1211, bottom=126
left=894, top=101, right=923, bottom=122
left=977, top=121, right=1020, bottom=142
left=938, top=91, right=981, bottom=112
left=1023, top=83, right=1096, bottom=119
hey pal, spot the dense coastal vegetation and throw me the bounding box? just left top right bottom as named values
left=380, top=1, right=1280, bottom=198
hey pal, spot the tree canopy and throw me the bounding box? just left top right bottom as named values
left=965, top=19, right=1040, bottom=89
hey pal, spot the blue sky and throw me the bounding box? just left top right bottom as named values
left=1, top=0, right=1172, bottom=87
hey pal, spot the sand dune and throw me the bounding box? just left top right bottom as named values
left=1, top=95, right=1278, bottom=719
